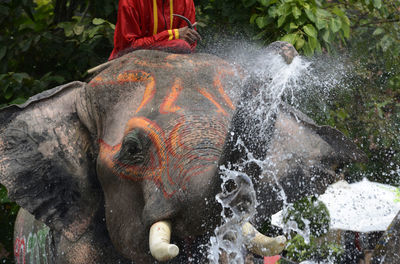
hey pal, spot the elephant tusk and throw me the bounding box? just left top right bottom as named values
left=149, top=220, right=179, bottom=262
left=242, top=222, right=286, bottom=256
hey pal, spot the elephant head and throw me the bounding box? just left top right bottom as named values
left=0, top=43, right=365, bottom=263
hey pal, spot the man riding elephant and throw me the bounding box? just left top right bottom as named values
left=109, top=0, right=202, bottom=60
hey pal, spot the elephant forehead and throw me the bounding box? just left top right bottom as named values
left=88, top=51, right=242, bottom=119
left=91, top=55, right=241, bottom=144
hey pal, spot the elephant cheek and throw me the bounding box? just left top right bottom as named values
left=96, top=159, right=148, bottom=261
left=173, top=165, right=222, bottom=237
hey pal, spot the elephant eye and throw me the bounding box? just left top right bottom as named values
left=115, top=130, right=146, bottom=165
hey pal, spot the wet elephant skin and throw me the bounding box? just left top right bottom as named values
left=0, top=45, right=365, bottom=263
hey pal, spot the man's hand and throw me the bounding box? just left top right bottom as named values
left=178, top=26, right=201, bottom=45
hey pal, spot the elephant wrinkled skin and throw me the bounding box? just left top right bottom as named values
left=0, top=43, right=365, bottom=263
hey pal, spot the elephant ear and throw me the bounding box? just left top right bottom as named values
left=264, top=104, right=367, bottom=201
left=0, top=81, right=101, bottom=242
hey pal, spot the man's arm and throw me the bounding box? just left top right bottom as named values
left=179, top=0, right=200, bottom=51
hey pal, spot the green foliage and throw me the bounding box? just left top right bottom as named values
left=250, top=0, right=350, bottom=55
left=0, top=0, right=116, bottom=106
left=197, top=0, right=399, bottom=57
left=304, top=53, right=400, bottom=185
left=283, top=196, right=330, bottom=237
left=281, top=197, right=343, bottom=263
left=283, top=234, right=344, bottom=263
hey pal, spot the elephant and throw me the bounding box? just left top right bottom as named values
left=0, top=42, right=366, bottom=263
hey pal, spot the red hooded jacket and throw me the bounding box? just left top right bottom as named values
left=109, top=0, right=197, bottom=60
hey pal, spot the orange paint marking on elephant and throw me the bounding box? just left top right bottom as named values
left=198, top=88, right=228, bottom=116
left=214, top=70, right=235, bottom=110
left=135, top=75, right=156, bottom=114
left=166, top=120, right=185, bottom=158
left=99, top=117, right=181, bottom=197
left=89, top=70, right=155, bottom=91
left=93, top=76, right=104, bottom=83
left=129, top=56, right=173, bottom=69
left=165, top=54, right=185, bottom=61
left=89, top=76, right=110, bottom=87
left=159, top=78, right=184, bottom=114
left=117, top=71, right=151, bottom=83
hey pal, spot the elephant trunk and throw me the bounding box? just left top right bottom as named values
left=149, top=220, right=179, bottom=262
left=265, top=41, right=299, bottom=64
left=242, top=222, right=286, bottom=256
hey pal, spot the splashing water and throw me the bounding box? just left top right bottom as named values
left=208, top=168, right=257, bottom=263
left=207, top=46, right=349, bottom=263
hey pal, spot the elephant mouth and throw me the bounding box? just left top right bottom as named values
left=148, top=219, right=286, bottom=262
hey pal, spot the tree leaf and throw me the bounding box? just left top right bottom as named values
left=340, top=15, right=350, bottom=26
left=322, top=29, right=330, bottom=43
left=373, top=0, right=382, bottom=9
left=303, top=41, right=313, bottom=56
left=290, top=22, right=298, bottom=29
left=58, top=22, right=74, bottom=37
left=315, top=17, right=326, bottom=30
left=256, top=16, right=268, bottom=29
left=315, top=39, right=322, bottom=53
left=281, top=33, right=298, bottom=44
left=373, top=28, right=384, bottom=36
left=303, top=24, right=317, bottom=38
left=292, top=6, right=301, bottom=19
left=316, top=8, right=332, bottom=19
left=330, top=17, right=342, bottom=33
left=342, top=22, right=350, bottom=38
left=73, top=24, right=85, bottom=35
left=295, top=36, right=305, bottom=50
left=308, top=36, right=318, bottom=50
left=9, top=97, right=27, bottom=105
left=304, top=9, right=316, bottom=22
left=250, top=13, right=258, bottom=24
left=277, top=15, right=287, bottom=28
left=93, top=18, right=106, bottom=25
left=4, top=85, right=14, bottom=100
left=11, top=73, right=30, bottom=84
left=332, top=6, right=345, bottom=17
left=268, top=6, right=278, bottom=18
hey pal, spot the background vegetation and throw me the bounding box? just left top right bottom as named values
left=1, top=0, right=399, bottom=262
